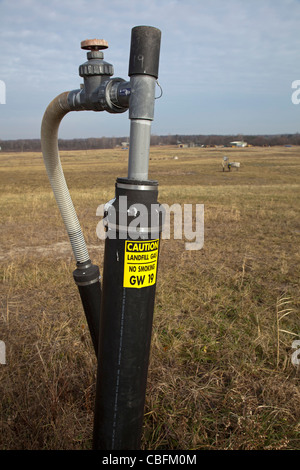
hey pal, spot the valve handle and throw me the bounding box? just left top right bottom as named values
left=81, top=39, right=108, bottom=51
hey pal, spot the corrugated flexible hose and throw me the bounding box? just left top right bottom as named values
left=41, top=92, right=90, bottom=264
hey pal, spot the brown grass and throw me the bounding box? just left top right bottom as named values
left=0, top=145, right=300, bottom=449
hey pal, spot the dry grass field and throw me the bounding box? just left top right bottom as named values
left=0, top=145, right=299, bottom=450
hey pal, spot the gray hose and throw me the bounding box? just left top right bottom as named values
left=41, top=92, right=90, bottom=264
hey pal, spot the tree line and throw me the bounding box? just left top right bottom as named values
left=1, top=133, right=300, bottom=152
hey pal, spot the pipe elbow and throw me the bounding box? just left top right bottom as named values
left=41, top=91, right=90, bottom=264
left=41, top=91, right=71, bottom=136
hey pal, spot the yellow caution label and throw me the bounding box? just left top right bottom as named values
left=123, top=239, right=159, bottom=288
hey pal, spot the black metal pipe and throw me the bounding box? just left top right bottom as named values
left=93, top=25, right=162, bottom=451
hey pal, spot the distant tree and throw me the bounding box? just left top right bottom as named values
left=1, top=133, right=300, bottom=152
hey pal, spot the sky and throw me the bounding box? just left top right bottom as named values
left=0, top=0, right=300, bottom=139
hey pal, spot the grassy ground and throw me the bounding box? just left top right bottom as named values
left=0, top=145, right=299, bottom=450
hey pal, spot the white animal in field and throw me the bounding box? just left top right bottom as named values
left=221, top=157, right=241, bottom=171
left=228, top=162, right=240, bottom=171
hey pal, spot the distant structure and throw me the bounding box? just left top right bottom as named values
left=121, top=141, right=129, bottom=150
left=229, top=141, right=247, bottom=147
left=177, top=140, right=201, bottom=148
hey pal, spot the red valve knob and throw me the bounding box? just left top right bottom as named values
left=81, top=39, right=108, bottom=51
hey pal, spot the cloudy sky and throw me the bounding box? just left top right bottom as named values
left=0, top=0, right=300, bottom=139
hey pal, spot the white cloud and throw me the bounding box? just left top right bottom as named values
left=1, top=0, right=300, bottom=138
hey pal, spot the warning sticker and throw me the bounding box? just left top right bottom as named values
left=123, top=239, right=159, bottom=288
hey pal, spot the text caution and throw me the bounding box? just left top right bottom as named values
left=123, top=239, right=159, bottom=288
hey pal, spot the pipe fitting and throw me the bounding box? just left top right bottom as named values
left=67, top=40, right=129, bottom=113
left=127, top=26, right=162, bottom=180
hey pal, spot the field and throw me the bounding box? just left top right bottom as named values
left=0, top=145, right=300, bottom=450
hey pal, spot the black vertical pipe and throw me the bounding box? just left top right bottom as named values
left=93, top=25, right=162, bottom=451
left=73, top=261, right=101, bottom=356
left=93, top=180, right=162, bottom=450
